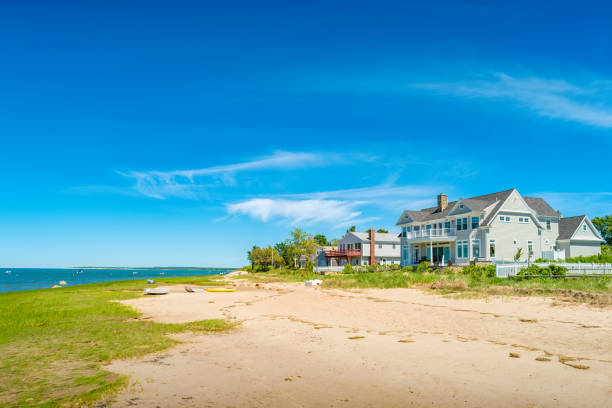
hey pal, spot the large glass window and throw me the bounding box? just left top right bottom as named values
left=471, top=216, right=479, bottom=229
left=457, top=218, right=469, bottom=231
left=444, top=221, right=451, bottom=229
left=426, top=224, right=432, bottom=230
left=472, top=240, right=480, bottom=258
left=457, top=240, right=468, bottom=258
left=489, top=239, right=496, bottom=258
left=546, top=220, right=551, bottom=230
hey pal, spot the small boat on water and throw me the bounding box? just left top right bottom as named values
left=205, top=288, right=236, bottom=293
left=77, top=269, right=84, bottom=274
left=144, top=287, right=170, bottom=295
left=5, top=270, right=11, bottom=274
left=147, top=279, right=155, bottom=284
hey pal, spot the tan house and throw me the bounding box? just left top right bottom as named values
left=396, top=188, right=603, bottom=265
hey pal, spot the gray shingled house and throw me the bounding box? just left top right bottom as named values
left=396, top=188, right=604, bottom=265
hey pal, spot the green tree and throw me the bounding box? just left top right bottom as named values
left=313, top=234, right=329, bottom=246
left=247, top=245, right=283, bottom=271
left=289, top=229, right=318, bottom=269
left=514, top=248, right=523, bottom=262
left=275, top=242, right=295, bottom=268
left=592, top=215, right=612, bottom=245
left=376, top=229, right=388, bottom=233
left=346, top=225, right=356, bottom=233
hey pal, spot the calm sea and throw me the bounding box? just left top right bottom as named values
left=0, top=268, right=233, bottom=293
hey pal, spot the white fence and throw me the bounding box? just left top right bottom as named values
left=495, top=262, right=612, bottom=278
left=315, top=265, right=343, bottom=273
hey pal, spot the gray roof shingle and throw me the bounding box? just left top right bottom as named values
left=396, top=188, right=559, bottom=226
left=558, top=215, right=586, bottom=240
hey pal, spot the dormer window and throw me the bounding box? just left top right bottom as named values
left=459, top=204, right=464, bottom=209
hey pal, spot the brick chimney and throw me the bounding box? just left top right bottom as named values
left=437, top=193, right=448, bottom=212
left=369, top=228, right=377, bottom=265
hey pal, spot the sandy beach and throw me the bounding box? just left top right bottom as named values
left=107, top=279, right=612, bottom=407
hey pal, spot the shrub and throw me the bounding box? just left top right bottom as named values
left=518, top=264, right=567, bottom=277
left=416, top=261, right=431, bottom=274
left=343, top=263, right=354, bottom=274
left=534, top=258, right=549, bottom=263
left=400, top=266, right=414, bottom=273
left=461, top=265, right=496, bottom=280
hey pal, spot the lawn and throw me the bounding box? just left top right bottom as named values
left=0, top=276, right=234, bottom=407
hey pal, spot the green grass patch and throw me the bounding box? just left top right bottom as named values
left=244, top=268, right=612, bottom=305
left=0, top=277, right=234, bottom=407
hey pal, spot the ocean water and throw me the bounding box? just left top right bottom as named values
left=0, top=268, right=233, bottom=293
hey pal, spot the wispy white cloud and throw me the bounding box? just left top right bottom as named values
left=119, top=151, right=343, bottom=199
left=226, top=181, right=448, bottom=229
left=226, top=198, right=371, bottom=229
left=415, top=73, right=612, bottom=128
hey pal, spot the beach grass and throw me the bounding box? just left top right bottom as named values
left=241, top=269, right=612, bottom=304
left=0, top=276, right=234, bottom=407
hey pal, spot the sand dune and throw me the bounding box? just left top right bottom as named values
left=107, top=282, right=612, bottom=407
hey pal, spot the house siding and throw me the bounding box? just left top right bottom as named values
left=568, top=241, right=601, bottom=258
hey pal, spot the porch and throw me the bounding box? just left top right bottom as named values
left=324, top=249, right=362, bottom=266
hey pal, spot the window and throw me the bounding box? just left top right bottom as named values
left=355, top=243, right=361, bottom=250
left=583, top=224, right=587, bottom=231
left=457, top=240, right=468, bottom=258
left=402, top=246, right=409, bottom=260
left=392, top=244, right=396, bottom=249
left=528, top=240, right=533, bottom=254
left=518, top=217, right=529, bottom=224
left=513, top=239, right=518, bottom=245
left=444, top=221, right=451, bottom=229
left=545, top=239, right=549, bottom=245
left=414, top=226, right=420, bottom=231
left=472, top=240, right=480, bottom=258
left=500, top=216, right=511, bottom=222
left=546, top=220, right=551, bottom=230
left=426, top=224, right=432, bottom=230
left=457, top=217, right=468, bottom=231
left=348, top=244, right=353, bottom=249
left=406, top=226, right=411, bottom=232
left=459, top=203, right=464, bottom=209
left=378, top=244, right=382, bottom=249
left=489, top=239, right=496, bottom=258
left=471, top=216, right=479, bottom=229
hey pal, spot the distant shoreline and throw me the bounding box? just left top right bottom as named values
left=69, top=267, right=238, bottom=271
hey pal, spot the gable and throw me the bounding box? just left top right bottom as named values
left=571, top=218, right=604, bottom=241
left=447, top=200, right=473, bottom=216
left=499, top=190, right=532, bottom=213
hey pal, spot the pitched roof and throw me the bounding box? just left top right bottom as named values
left=396, top=188, right=559, bottom=226
left=396, top=188, right=515, bottom=225
left=349, top=231, right=400, bottom=243
left=523, top=197, right=559, bottom=217
left=558, top=215, right=586, bottom=240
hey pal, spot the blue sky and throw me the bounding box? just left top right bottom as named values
left=0, top=1, right=611, bottom=267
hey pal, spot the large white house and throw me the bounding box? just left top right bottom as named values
left=396, top=188, right=604, bottom=266
left=325, top=229, right=401, bottom=266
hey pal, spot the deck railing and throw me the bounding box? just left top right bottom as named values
left=403, top=228, right=457, bottom=241
left=324, top=249, right=362, bottom=258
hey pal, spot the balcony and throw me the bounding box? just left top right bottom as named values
left=402, top=228, right=457, bottom=243
left=324, top=249, right=362, bottom=258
